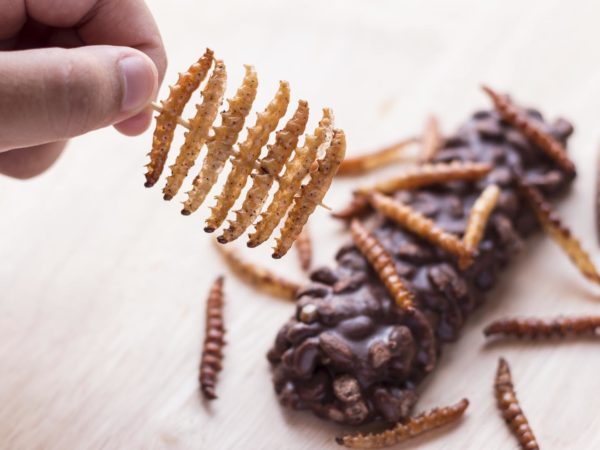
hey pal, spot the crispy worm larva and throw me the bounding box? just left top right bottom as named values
left=369, top=192, right=474, bottom=269
left=337, top=137, right=415, bottom=176
left=247, top=108, right=334, bottom=248
left=336, top=398, right=469, bottom=449
left=483, top=85, right=576, bottom=176
left=495, top=358, right=540, bottom=450
left=217, top=100, right=309, bottom=242
left=145, top=49, right=214, bottom=187
left=463, top=184, right=501, bottom=251
left=163, top=60, right=227, bottom=200
left=294, top=223, right=312, bottom=271
left=484, top=316, right=600, bottom=340
left=350, top=219, right=414, bottom=311
left=419, top=115, right=443, bottom=163
left=357, top=161, right=492, bottom=195
left=205, top=81, right=291, bottom=232
left=200, top=276, right=226, bottom=400
left=273, top=129, right=346, bottom=258
left=519, top=180, right=600, bottom=284
left=331, top=193, right=371, bottom=221
left=215, top=243, right=300, bottom=300
left=182, top=65, right=258, bottom=215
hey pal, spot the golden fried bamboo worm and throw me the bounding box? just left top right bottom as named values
left=463, top=184, right=500, bottom=251
left=273, top=129, right=346, bottom=258
left=350, top=219, right=414, bottom=311
left=419, top=115, right=443, bottom=163
left=217, top=100, right=309, bottom=243
left=182, top=65, right=258, bottom=215
left=145, top=49, right=214, bottom=187
left=369, top=192, right=474, bottom=269
left=485, top=315, right=600, bottom=340
left=356, top=161, right=492, bottom=195
left=163, top=60, right=227, bottom=200
left=495, top=358, right=540, bottom=450
left=483, top=85, right=576, bottom=176
left=294, top=224, right=312, bottom=271
left=215, top=243, right=300, bottom=300
left=336, top=137, right=416, bottom=176
left=336, top=398, right=469, bottom=449
left=331, top=193, right=372, bottom=221
left=519, top=179, right=600, bottom=284
left=199, top=276, right=226, bottom=400
left=205, top=81, right=290, bottom=232
left=247, top=108, right=334, bottom=248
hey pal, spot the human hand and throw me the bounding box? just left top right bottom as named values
left=0, top=0, right=167, bottom=178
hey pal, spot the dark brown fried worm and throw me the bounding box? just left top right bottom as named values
left=268, top=105, right=574, bottom=425
left=332, top=193, right=371, bottom=221
left=200, top=276, right=226, bottom=400
left=484, top=316, right=600, bottom=340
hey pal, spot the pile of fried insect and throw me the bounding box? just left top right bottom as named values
left=147, top=54, right=600, bottom=450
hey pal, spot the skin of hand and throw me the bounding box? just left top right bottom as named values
left=0, top=0, right=167, bottom=178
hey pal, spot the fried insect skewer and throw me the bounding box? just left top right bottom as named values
left=356, top=161, right=491, bottom=195
left=337, top=137, right=416, bottom=176
left=463, top=184, right=500, bottom=251
left=200, top=276, right=226, bottom=400
left=495, top=358, right=540, bottom=450
left=484, top=316, right=600, bottom=340
left=294, top=224, right=313, bottom=271
left=336, top=398, right=469, bottom=449
left=331, top=193, right=371, bottom=221
left=419, top=115, right=443, bottom=163
left=483, top=85, right=576, bottom=176
left=350, top=220, right=414, bottom=311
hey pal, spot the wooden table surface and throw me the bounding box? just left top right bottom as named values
left=2, top=0, right=600, bottom=448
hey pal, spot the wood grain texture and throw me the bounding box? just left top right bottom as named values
left=2, top=0, right=600, bottom=449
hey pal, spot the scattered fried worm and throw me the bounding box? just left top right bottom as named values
left=356, top=161, right=492, bottom=195
left=248, top=108, right=334, bottom=248
left=145, top=49, right=214, bottom=188
left=419, top=115, right=443, bottom=163
left=218, top=100, right=309, bottom=243
left=484, top=315, right=600, bottom=340
left=482, top=85, right=576, bottom=176
left=336, top=398, right=469, bottom=449
left=331, top=193, right=371, bottom=221
left=215, top=243, right=300, bottom=300
left=494, top=358, right=540, bottom=450
left=182, top=65, right=258, bottom=215
left=350, top=219, right=414, bottom=311
left=163, top=60, right=227, bottom=200
left=519, top=179, right=600, bottom=284
left=200, top=276, right=226, bottom=400
left=369, top=192, right=474, bottom=269
left=273, top=129, right=346, bottom=258
left=463, top=184, right=501, bottom=251
left=294, top=224, right=312, bottom=271
left=336, top=137, right=415, bottom=176
left=205, top=81, right=290, bottom=232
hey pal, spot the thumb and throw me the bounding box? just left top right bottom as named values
left=0, top=45, right=158, bottom=152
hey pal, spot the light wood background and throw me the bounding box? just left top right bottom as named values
left=2, top=0, right=600, bottom=448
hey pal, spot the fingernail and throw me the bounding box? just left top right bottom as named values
left=119, top=55, right=155, bottom=113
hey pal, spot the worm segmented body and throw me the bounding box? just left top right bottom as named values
left=419, top=115, right=443, bottom=163
left=485, top=316, right=600, bottom=339
left=463, top=184, right=500, bottom=251
left=294, top=224, right=312, bottom=271
left=337, top=137, right=415, bottom=176
left=200, top=276, right=226, bottom=400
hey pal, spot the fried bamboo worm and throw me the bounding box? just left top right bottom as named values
left=182, top=65, right=258, bottom=215
left=336, top=398, right=469, bottom=449
left=369, top=192, right=474, bottom=268
left=215, top=243, right=300, bottom=300
left=205, top=81, right=290, bottom=232
left=145, top=49, right=214, bottom=187
left=273, top=129, right=346, bottom=258
left=200, top=276, right=226, bottom=400
left=331, top=193, right=372, bottom=221
left=163, top=60, right=227, bottom=200
left=483, top=85, right=576, bottom=176
left=494, top=358, right=540, bottom=450
left=247, top=108, right=334, bottom=248
left=419, top=115, right=443, bottom=163
left=337, top=137, right=416, bottom=176
left=217, top=100, right=309, bottom=243
left=350, top=220, right=414, bottom=311
left=484, top=316, right=600, bottom=340
left=519, top=180, right=600, bottom=284
left=294, top=224, right=312, bottom=271
left=356, top=161, right=492, bottom=195
left=463, top=184, right=501, bottom=251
